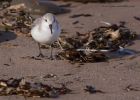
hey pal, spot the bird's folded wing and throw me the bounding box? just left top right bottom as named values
left=32, top=17, right=42, bottom=28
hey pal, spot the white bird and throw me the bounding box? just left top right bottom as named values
left=31, top=13, right=61, bottom=59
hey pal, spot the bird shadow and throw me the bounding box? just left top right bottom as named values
left=0, top=31, right=17, bottom=43
left=39, top=0, right=71, bottom=14
left=11, top=0, right=71, bottom=15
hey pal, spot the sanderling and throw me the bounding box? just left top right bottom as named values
left=31, top=13, right=61, bottom=59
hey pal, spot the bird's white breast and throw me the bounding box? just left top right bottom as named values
left=31, top=22, right=61, bottom=44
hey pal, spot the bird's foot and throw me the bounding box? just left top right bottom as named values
left=47, top=55, right=55, bottom=60
left=37, top=53, right=45, bottom=58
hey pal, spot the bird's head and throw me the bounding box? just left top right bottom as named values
left=42, top=13, right=56, bottom=34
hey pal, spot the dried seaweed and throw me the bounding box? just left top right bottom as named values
left=0, top=43, right=18, bottom=48
left=72, top=21, right=79, bottom=24
left=134, top=16, right=140, bottom=21
left=3, top=64, right=10, bottom=66
left=43, top=74, right=57, bottom=79
left=88, top=22, right=137, bottom=50
left=0, top=6, right=34, bottom=35
left=0, top=78, right=71, bottom=98
left=84, top=85, right=105, bottom=94
left=70, top=14, right=92, bottom=18
left=56, top=49, right=107, bottom=63
left=124, top=84, right=140, bottom=92
left=56, top=22, right=137, bottom=63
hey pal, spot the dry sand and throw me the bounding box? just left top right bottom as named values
left=0, top=0, right=140, bottom=100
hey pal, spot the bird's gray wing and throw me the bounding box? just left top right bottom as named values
left=32, top=17, right=42, bottom=28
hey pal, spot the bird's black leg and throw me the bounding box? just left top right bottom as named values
left=37, top=43, right=44, bottom=58
left=49, top=44, right=54, bottom=60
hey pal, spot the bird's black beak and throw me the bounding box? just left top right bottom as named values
left=49, top=24, right=53, bottom=34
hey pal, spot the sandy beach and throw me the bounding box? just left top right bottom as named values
left=0, top=0, right=140, bottom=100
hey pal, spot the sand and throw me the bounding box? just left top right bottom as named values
left=0, top=0, right=140, bottom=100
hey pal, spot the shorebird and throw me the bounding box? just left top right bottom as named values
left=31, top=13, right=61, bottom=59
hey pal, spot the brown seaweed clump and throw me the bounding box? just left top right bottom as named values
left=0, top=78, right=71, bottom=98
left=87, top=22, right=137, bottom=51
left=56, top=22, right=137, bottom=63
left=0, top=5, right=34, bottom=35
left=56, top=49, right=107, bottom=63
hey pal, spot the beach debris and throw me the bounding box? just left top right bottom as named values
left=3, top=63, right=10, bottom=66
left=134, top=16, right=140, bottom=21
left=84, top=85, right=105, bottom=94
left=124, top=84, right=140, bottom=92
left=0, top=43, right=18, bottom=48
left=0, top=78, right=71, bottom=98
left=63, top=73, right=73, bottom=76
left=43, top=74, right=57, bottom=79
left=72, top=21, right=79, bottom=25
left=70, top=14, right=92, bottom=18
left=7, top=3, right=26, bottom=10
left=21, top=56, right=42, bottom=60
left=56, top=49, right=107, bottom=63
left=0, top=4, right=34, bottom=35
left=56, top=22, right=137, bottom=63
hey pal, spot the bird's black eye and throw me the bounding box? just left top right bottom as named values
left=45, top=19, right=47, bottom=22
